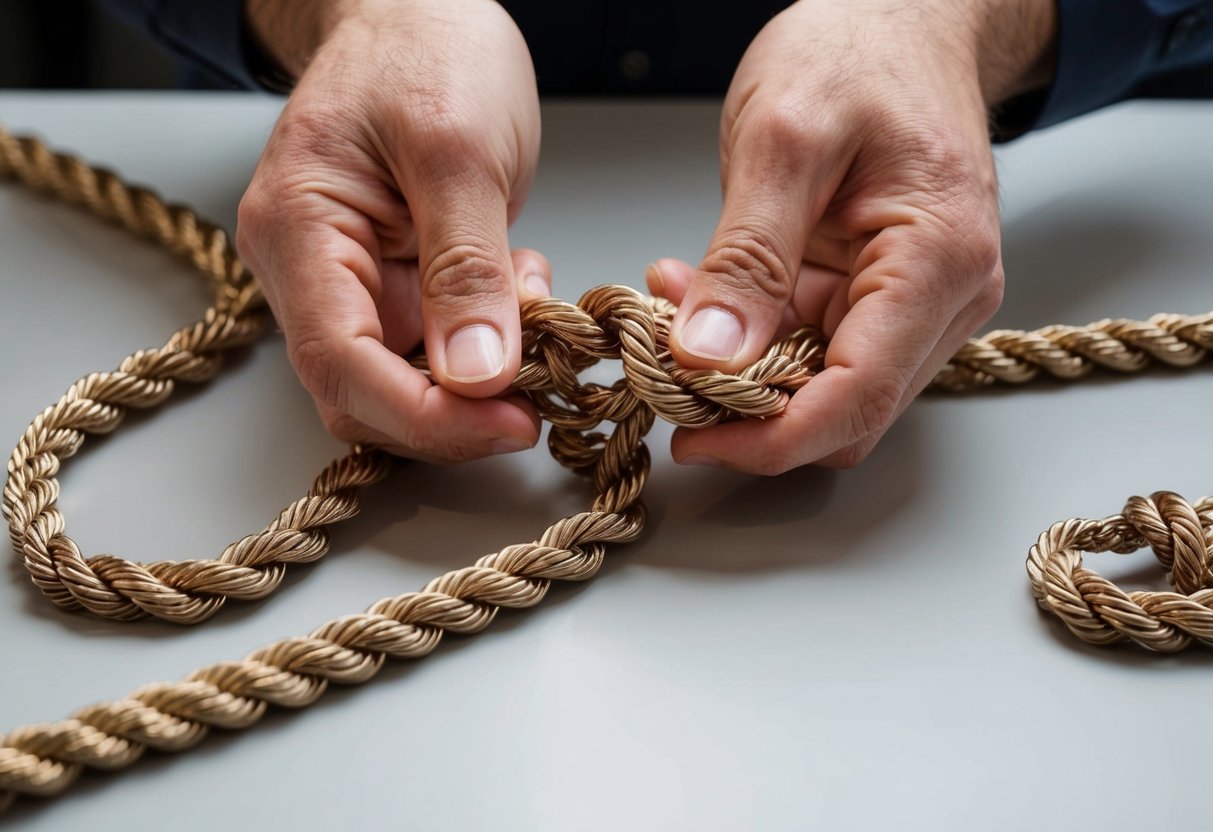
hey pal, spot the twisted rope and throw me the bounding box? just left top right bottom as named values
left=1028, top=494, right=1213, bottom=651
left=2, top=126, right=1211, bottom=812
left=936, top=315, right=1213, bottom=390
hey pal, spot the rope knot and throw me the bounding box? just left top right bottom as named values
left=1125, top=491, right=1213, bottom=595
left=517, top=283, right=823, bottom=451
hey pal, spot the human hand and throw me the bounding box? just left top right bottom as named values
left=237, top=0, right=546, bottom=462
left=654, top=0, right=1056, bottom=474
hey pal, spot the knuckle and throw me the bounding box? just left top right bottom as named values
left=423, top=245, right=508, bottom=305
left=701, top=227, right=793, bottom=305
left=883, top=116, right=968, bottom=179
left=284, top=104, right=351, bottom=144
left=975, top=266, right=1005, bottom=324
left=290, top=336, right=347, bottom=411
left=965, top=224, right=1002, bottom=279
left=271, top=103, right=361, bottom=170
left=235, top=188, right=262, bottom=232
left=753, top=102, right=830, bottom=157
left=235, top=226, right=280, bottom=294
left=880, top=117, right=998, bottom=219
left=403, top=84, right=473, bottom=137
left=235, top=189, right=271, bottom=256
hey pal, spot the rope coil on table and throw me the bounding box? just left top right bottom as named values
left=2, top=125, right=1212, bottom=812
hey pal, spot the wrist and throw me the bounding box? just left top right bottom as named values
left=967, top=0, right=1058, bottom=107
left=245, top=0, right=364, bottom=81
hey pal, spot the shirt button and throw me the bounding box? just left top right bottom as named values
left=618, top=49, right=652, bottom=83
left=1164, top=9, right=1208, bottom=56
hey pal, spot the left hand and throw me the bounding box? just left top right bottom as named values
left=238, top=0, right=547, bottom=463
left=652, top=0, right=1055, bottom=474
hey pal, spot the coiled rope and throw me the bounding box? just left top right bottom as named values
left=2, top=126, right=1212, bottom=812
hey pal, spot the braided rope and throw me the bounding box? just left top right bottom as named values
left=1, top=126, right=1211, bottom=812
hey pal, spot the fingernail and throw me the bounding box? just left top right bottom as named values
left=491, top=437, right=533, bottom=455
left=524, top=273, right=549, bottom=297
left=681, top=306, right=743, bottom=361
left=678, top=453, right=722, bottom=466
left=644, top=262, right=664, bottom=295
left=446, top=324, right=505, bottom=383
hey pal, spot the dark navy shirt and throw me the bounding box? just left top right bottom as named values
left=99, top=0, right=1213, bottom=138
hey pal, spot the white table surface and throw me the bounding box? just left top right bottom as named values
left=1, top=92, right=1211, bottom=830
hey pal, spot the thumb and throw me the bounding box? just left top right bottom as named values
left=670, top=121, right=844, bottom=372
left=413, top=175, right=521, bottom=397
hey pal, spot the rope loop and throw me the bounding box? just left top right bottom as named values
left=1027, top=493, right=1213, bottom=651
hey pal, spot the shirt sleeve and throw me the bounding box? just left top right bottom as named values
left=998, top=0, right=1213, bottom=137
left=94, top=0, right=262, bottom=90
left=94, top=0, right=1213, bottom=112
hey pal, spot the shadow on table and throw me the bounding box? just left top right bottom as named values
left=352, top=403, right=933, bottom=577
left=1035, top=609, right=1213, bottom=668
left=997, top=199, right=1197, bottom=328
left=608, top=405, right=933, bottom=575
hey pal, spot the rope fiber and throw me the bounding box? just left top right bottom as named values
left=2, top=125, right=1212, bottom=812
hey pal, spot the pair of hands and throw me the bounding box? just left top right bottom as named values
left=237, top=0, right=1056, bottom=474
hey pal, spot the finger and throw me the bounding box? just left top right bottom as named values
left=315, top=391, right=540, bottom=465
left=821, top=274, right=855, bottom=337
left=377, top=258, right=424, bottom=356
left=816, top=266, right=1004, bottom=468
left=645, top=258, right=695, bottom=305
left=242, top=195, right=539, bottom=461
left=512, top=247, right=552, bottom=299
left=671, top=223, right=993, bottom=474
left=669, top=114, right=850, bottom=371
left=313, top=400, right=416, bottom=459
left=411, top=168, right=521, bottom=398
left=790, top=262, right=848, bottom=330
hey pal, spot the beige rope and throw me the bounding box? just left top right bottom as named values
left=1, top=126, right=1211, bottom=812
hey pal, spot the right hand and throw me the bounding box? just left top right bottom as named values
left=237, top=0, right=547, bottom=462
left=654, top=0, right=1055, bottom=475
